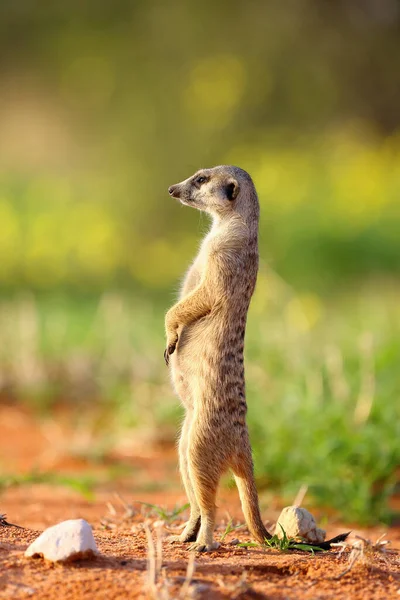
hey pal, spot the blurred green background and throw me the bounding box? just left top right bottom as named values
left=0, top=0, right=399, bottom=524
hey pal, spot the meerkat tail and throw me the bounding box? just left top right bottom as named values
left=234, top=472, right=272, bottom=543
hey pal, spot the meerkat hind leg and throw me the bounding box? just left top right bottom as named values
left=187, top=440, right=221, bottom=552
left=187, top=481, right=220, bottom=552
left=169, top=410, right=201, bottom=544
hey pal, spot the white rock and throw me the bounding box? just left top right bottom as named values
left=25, top=519, right=98, bottom=562
left=274, top=506, right=326, bottom=544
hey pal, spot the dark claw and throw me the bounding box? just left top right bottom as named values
left=164, top=341, right=177, bottom=366
left=164, top=348, right=170, bottom=366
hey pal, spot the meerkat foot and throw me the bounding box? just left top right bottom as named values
left=169, top=516, right=201, bottom=544
left=167, top=535, right=181, bottom=544
left=168, top=531, right=197, bottom=544
left=168, top=535, right=182, bottom=544
left=187, top=541, right=220, bottom=553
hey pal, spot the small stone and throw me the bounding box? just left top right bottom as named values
left=25, top=519, right=98, bottom=563
left=274, top=506, right=326, bottom=544
left=229, top=538, right=240, bottom=546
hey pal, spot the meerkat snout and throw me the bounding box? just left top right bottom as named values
left=168, top=185, right=180, bottom=197
left=167, top=165, right=258, bottom=219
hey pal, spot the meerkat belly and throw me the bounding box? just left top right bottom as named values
left=177, top=314, right=220, bottom=361
left=179, top=313, right=247, bottom=432
left=175, top=308, right=245, bottom=392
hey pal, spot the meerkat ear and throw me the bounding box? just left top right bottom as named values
left=225, top=178, right=240, bottom=201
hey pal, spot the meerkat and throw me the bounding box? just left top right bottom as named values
left=164, top=165, right=271, bottom=552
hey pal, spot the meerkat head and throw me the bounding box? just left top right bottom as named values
left=168, top=165, right=258, bottom=221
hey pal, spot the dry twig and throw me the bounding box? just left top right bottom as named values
left=331, top=534, right=394, bottom=580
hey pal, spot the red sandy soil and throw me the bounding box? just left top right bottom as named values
left=1, top=406, right=399, bottom=599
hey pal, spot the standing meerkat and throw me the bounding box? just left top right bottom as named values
left=164, top=165, right=271, bottom=552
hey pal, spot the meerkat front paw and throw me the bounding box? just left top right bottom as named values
left=164, top=334, right=178, bottom=365
left=187, top=541, right=220, bottom=553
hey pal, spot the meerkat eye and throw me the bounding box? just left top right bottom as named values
left=196, top=176, right=207, bottom=185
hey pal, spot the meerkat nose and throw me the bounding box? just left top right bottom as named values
left=168, top=185, right=181, bottom=198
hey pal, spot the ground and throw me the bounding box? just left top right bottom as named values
left=1, top=406, right=399, bottom=599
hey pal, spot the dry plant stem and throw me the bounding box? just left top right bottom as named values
left=144, top=521, right=175, bottom=600
left=100, top=494, right=138, bottom=529
left=106, top=502, right=117, bottom=516
left=114, top=492, right=136, bottom=518
left=329, top=534, right=392, bottom=580
left=325, top=345, right=349, bottom=402
left=144, top=521, right=157, bottom=595
left=354, top=332, right=375, bottom=425
left=178, top=552, right=196, bottom=599
left=154, top=522, right=164, bottom=576
left=218, top=571, right=250, bottom=598
left=293, top=484, right=308, bottom=507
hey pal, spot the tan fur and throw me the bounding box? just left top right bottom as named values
left=165, top=165, right=271, bottom=551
